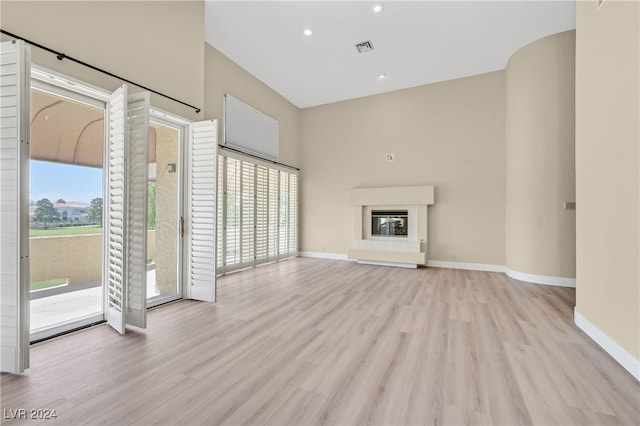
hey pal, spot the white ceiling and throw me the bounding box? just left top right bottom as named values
left=205, top=1, right=575, bottom=109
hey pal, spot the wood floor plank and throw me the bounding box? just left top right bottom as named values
left=443, top=319, right=486, bottom=414
left=503, top=341, right=574, bottom=425
left=1, top=258, right=639, bottom=425
left=470, top=302, right=533, bottom=425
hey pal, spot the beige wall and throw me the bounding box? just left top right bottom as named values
left=30, top=235, right=102, bottom=285
left=154, top=125, right=179, bottom=295
left=1, top=1, right=205, bottom=121
left=575, top=1, right=640, bottom=359
left=30, top=232, right=156, bottom=286
left=300, top=72, right=506, bottom=264
left=204, top=44, right=301, bottom=167
left=505, top=30, right=576, bottom=279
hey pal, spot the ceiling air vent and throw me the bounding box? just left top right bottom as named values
left=355, top=40, right=374, bottom=53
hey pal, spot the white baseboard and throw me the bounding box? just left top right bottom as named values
left=357, top=260, right=417, bottom=269
left=574, top=309, right=640, bottom=382
left=300, top=253, right=576, bottom=288
left=299, top=251, right=350, bottom=261
left=426, top=260, right=506, bottom=273
left=505, top=268, right=576, bottom=287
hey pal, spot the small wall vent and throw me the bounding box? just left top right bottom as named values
left=355, top=40, right=374, bottom=53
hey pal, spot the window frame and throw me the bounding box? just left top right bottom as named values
left=216, top=150, right=298, bottom=274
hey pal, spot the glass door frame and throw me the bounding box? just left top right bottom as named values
left=29, top=66, right=111, bottom=342
left=147, top=108, right=189, bottom=308
left=28, top=67, right=191, bottom=339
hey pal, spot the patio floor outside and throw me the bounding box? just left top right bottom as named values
left=30, top=269, right=159, bottom=332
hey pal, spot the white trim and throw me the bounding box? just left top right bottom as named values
left=574, top=309, right=640, bottom=382
left=300, top=254, right=577, bottom=288
left=218, top=148, right=298, bottom=175
left=505, top=268, right=576, bottom=287
left=299, top=252, right=350, bottom=261
left=31, top=64, right=110, bottom=101
left=150, top=107, right=193, bottom=126
left=426, top=260, right=506, bottom=273
left=30, top=314, right=103, bottom=342
left=357, top=260, right=417, bottom=269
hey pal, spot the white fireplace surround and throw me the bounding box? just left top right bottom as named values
left=348, top=186, right=435, bottom=268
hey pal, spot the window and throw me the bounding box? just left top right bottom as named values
left=217, top=152, right=298, bottom=273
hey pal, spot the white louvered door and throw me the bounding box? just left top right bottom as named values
left=124, top=92, right=149, bottom=328
left=107, top=87, right=149, bottom=334
left=107, top=85, right=128, bottom=334
left=186, top=120, right=217, bottom=302
left=0, top=40, right=30, bottom=373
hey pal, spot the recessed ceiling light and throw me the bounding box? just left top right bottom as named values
left=378, top=73, right=387, bottom=80
left=373, top=4, right=383, bottom=13
left=303, top=28, right=313, bottom=37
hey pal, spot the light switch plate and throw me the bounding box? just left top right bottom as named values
left=385, top=153, right=395, bottom=162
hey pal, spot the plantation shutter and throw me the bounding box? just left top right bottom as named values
left=268, top=169, right=279, bottom=258
left=288, top=174, right=298, bottom=254
left=0, top=40, right=30, bottom=373
left=279, top=171, right=289, bottom=254
left=225, top=158, right=241, bottom=266
left=255, top=165, right=268, bottom=260
left=107, top=86, right=149, bottom=334
left=106, top=85, right=127, bottom=334
left=186, top=120, right=217, bottom=302
left=124, top=92, right=149, bottom=328
left=216, top=155, right=224, bottom=268
left=241, top=162, right=255, bottom=264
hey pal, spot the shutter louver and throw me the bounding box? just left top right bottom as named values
left=216, top=155, right=224, bottom=268
left=279, top=171, right=289, bottom=254
left=255, top=166, right=268, bottom=260
left=106, top=85, right=127, bottom=335
left=225, top=158, right=241, bottom=266
left=187, top=120, right=217, bottom=302
left=288, top=174, right=298, bottom=254
left=241, top=162, right=255, bottom=264
left=268, top=169, right=279, bottom=258
left=124, top=92, right=149, bottom=328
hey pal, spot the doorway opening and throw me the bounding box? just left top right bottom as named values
left=29, top=84, right=106, bottom=340
left=147, top=118, right=184, bottom=306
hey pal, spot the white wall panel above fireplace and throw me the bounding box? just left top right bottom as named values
left=347, top=186, right=434, bottom=207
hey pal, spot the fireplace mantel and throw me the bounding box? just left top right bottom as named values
left=347, top=186, right=435, bottom=268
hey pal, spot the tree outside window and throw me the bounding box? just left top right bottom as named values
left=88, top=197, right=103, bottom=226
left=33, top=198, right=60, bottom=230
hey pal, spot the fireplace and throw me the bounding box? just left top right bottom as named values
left=347, top=186, right=435, bottom=267
left=371, top=210, right=408, bottom=237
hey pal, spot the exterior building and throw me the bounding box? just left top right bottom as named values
left=54, top=202, right=89, bottom=223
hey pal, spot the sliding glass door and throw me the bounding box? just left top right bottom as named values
left=217, top=152, right=298, bottom=273
left=29, top=79, right=106, bottom=341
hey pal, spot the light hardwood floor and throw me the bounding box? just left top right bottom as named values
left=1, top=257, right=639, bottom=425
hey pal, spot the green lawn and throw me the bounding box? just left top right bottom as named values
left=31, top=278, right=68, bottom=291
left=30, top=225, right=102, bottom=237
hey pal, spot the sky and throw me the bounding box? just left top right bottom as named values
left=30, top=160, right=102, bottom=205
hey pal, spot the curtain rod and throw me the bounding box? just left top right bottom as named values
left=1, top=29, right=201, bottom=114
left=218, top=145, right=300, bottom=171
